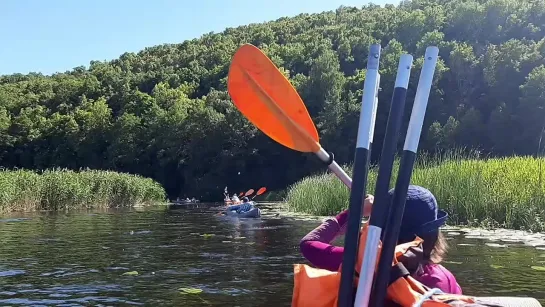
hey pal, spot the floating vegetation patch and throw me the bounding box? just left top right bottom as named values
left=490, top=265, right=504, bottom=269
left=179, top=287, right=203, bottom=295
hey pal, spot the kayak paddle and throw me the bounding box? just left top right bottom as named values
left=227, top=44, right=352, bottom=188
left=337, top=44, right=382, bottom=307
left=354, top=53, right=414, bottom=307
left=369, top=47, right=439, bottom=307
left=243, top=189, right=254, bottom=198
left=250, top=187, right=267, bottom=200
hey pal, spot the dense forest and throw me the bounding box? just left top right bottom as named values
left=1, top=0, right=545, bottom=199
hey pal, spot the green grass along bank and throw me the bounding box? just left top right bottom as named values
left=0, top=169, right=167, bottom=212
left=285, top=155, right=545, bottom=232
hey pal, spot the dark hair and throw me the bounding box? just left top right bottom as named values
left=419, top=231, right=448, bottom=264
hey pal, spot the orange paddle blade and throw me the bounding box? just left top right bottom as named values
left=256, top=187, right=267, bottom=195
left=227, top=44, right=320, bottom=153
left=245, top=189, right=255, bottom=196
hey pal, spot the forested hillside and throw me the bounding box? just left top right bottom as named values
left=1, top=0, right=544, bottom=199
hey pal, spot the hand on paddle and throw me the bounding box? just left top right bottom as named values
left=363, top=194, right=374, bottom=217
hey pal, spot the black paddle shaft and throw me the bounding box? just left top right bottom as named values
left=337, top=44, right=381, bottom=307
left=370, top=47, right=439, bottom=307
left=370, top=85, right=411, bottom=233
left=354, top=54, right=414, bottom=307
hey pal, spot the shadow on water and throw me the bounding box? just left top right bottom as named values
left=0, top=204, right=544, bottom=306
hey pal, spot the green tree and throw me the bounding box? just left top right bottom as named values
left=1, top=0, right=545, bottom=199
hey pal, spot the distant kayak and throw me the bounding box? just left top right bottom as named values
left=174, top=200, right=200, bottom=204
left=225, top=207, right=261, bottom=218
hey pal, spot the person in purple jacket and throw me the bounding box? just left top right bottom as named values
left=299, top=185, right=462, bottom=294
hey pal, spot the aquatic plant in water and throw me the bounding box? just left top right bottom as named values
left=286, top=151, right=545, bottom=232
left=0, top=168, right=166, bottom=212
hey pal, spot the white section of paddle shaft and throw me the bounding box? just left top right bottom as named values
left=316, top=147, right=352, bottom=188
left=356, top=47, right=380, bottom=149
left=369, top=49, right=439, bottom=307
left=354, top=53, right=414, bottom=307
left=369, top=74, right=380, bottom=143
left=404, top=46, right=439, bottom=152
left=354, top=225, right=381, bottom=304
left=337, top=44, right=381, bottom=307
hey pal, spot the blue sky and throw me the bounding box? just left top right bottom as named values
left=0, top=0, right=399, bottom=75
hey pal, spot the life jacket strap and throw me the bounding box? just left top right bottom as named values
left=389, top=262, right=410, bottom=286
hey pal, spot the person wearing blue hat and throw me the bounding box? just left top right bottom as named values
left=299, top=185, right=462, bottom=294
left=397, top=185, right=449, bottom=243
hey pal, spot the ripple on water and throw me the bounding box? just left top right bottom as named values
left=189, top=284, right=253, bottom=296
left=0, top=297, right=143, bottom=306
left=485, top=243, right=508, bottom=248
left=56, top=269, right=100, bottom=278
left=49, top=293, right=71, bottom=298
left=40, top=270, right=67, bottom=277
left=129, top=230, right=152, bottom=235
left=0, top=298, right=67, bottom=305
left=200, top=252, right=229, bottom=259
left=105, top=266, right=130, bottom=271
left=0, top=218, right=30, bottom=223
left=0, top=283, right=136, bottom=306
left=0, top=291, right=17, bottom=296
left=0, top=269, right=25, bottom=277
left=186, top=267, right=212, bottom=275
left=156, top=245, right=178, bottom=248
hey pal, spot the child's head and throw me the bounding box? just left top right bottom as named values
left=389, top=185, right=449, bottom=264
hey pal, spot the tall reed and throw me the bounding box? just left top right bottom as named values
left=0, top=168, right=167, bottom=212
left=286, top=152, right=545, bottom=231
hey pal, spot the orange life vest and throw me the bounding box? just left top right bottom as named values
left=291, top=224, right=516, bottom=307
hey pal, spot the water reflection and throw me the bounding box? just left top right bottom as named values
left=0, top=205, right=543, bottom=306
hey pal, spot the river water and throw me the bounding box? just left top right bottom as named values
left=0, top=204, right=544, bottom=306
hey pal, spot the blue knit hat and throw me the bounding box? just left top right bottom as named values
left=388, top=185, right=448, bottom=243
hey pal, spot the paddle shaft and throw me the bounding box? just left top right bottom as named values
left=354, top=54, right=414, bottom=307
left=368, top=74, right=380, bottom=156
left=337, top=44, right=381, bottom=307
left=316, top=73, right=380, bottom=189
left=316, top=148, right=352, bottom=188
left=311, top=74, right=381, bottom=190
left=370, top=47, right=439, bottom=307
left=250, top=191, right=266, bottom=200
